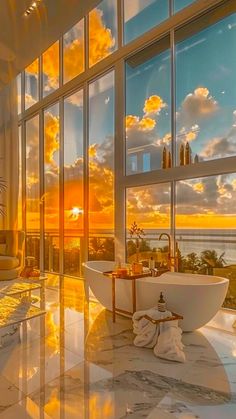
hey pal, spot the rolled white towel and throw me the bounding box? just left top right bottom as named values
left=154, top=321, right=186, bottom=363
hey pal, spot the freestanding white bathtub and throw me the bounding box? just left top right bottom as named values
left=83, top=261, right=229, bottom=331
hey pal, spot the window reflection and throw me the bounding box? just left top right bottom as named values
left=63, top=19, right=84, bottom=84
left=126, top=37, right=171, bottom=175
left=89, top=0, right=117, bottom=67
left=43, top=41, right=59, bottom=97
left=124, top=0, right=169, bottom=44
left=88, top=71, right=115, bottom=260
left=25, top=58, right=39, bottom=109
left=26, top=115, right=40, bottom=267
left=64, top=90, right=84, bottom=276
left=44, top=103, right=60, bottom=272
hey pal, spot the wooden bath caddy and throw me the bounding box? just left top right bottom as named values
left=140, top=312, right=183, bottom=324
left=103, top=270, right=151, bottom=322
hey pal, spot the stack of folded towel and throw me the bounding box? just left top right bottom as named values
left=132, top=307, right=186, bottom=363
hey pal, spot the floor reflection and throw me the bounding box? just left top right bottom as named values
left=0, top=276, right=235, bottom=418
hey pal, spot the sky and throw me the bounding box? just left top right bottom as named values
left=22, top=0, right=236, bottom=238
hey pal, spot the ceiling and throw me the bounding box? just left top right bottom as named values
left=0, top=0, right=100, bottom=89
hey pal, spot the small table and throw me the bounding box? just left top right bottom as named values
left=0, top=295, right=46, bottom=330
left=103, top=271, right=150, bottom=323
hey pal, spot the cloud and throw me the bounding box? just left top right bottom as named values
left=89, top=8, right=115, bottom=67
left=178, top=87, right=219, bottom=128
left=200, top=126, right=236, bottom=159
left=44, top=112, right=60, bottom=166
left=138, top=117, right=156, bottom=131
left=42, top=42, right=60, bottom=91
left=143, top=95, right=166, bottom=116
left=25, top=8, right=115, bottom=91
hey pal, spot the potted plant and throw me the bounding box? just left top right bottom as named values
left=129, top=221, right=145, bottom=274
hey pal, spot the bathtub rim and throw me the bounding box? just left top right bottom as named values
left=83, top=261, right=229, bottom=286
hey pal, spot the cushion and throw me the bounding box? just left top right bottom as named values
left=0, top=255, right=20, bottom=270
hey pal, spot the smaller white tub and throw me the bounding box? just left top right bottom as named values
left=83, top=261, right=229, bottom=331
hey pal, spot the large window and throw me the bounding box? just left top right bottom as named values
left=176, top=174, right=236, bottom=309
left=124, top=0, right=169, bottom=44
left=44, top=103, right=60, bottom=272
left=89, top=0, right=117, bottom=67
left=25, top=58, right=39, bottom=109
left=126, top=183, right=171, bottom=265
left=26, top=115, right=40, bottom=267
left=17, top=0, right=236, bottom=312
left=176, top=11, right=236, bottom=165
left=63, top=19, right=84, bottom=84
left=43, top=41, right=60, bottom=97
left=64, top=90, right=84, bottom=276
left=88, top=71, right=115, bottom=260
left=126, top=37, right=171, bottom=175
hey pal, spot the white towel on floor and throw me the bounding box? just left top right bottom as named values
left=132, top=308, right=172, bottom=349
left=132, top=309, right=185, bottom=363
left=153, top=320, right=186, bottom=363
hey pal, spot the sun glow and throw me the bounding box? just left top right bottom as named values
left=70, top=207, right=83, bottom=219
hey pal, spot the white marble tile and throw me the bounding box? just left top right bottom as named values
left=0, top=335, right=83, bottom=395
left=207, top=309, right=236, bottom=334
left=0, top=375, right=25, bottom=415
left=0, top=397, right=52, bottom=419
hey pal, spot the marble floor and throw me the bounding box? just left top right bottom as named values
left=0, top=276, right=235, bottom=418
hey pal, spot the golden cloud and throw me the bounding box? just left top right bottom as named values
left=25, top=58, right=38, bottom=76
left=89, top=8, right=115, bottom=67
left=126, top=115, right=139, bottom=130
left=64, top=38, right=84, bottom=82
left=44, top=112, right=60, bottom=166
left=193, top=182, right=204, bottom=193
left=143, top=95, right=166, bottom=115
left=88, top=144, right=98, bottom=158
left=42, top=41, right=60, bottom=90
left=162, top=132, right=171, bottom=145
left=185, top=130, right=197, bottom=142
left=138, top=117, right=156, bottom=131
left=194, top=87, right=209, bottom=98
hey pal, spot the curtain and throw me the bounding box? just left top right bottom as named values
left=0, top=80, right=19, bottom=230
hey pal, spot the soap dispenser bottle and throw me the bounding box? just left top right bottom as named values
left=158, top=292, right=166, bottom=312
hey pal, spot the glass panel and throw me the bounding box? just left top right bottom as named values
left=26, top=115, right=40, bottom=268
left=174, top=0, right=196, bottom=13
left=64, top=90, right=84, bottom=276
left=176, top=174, right=236, bottom=309
left=42, top=41, right=59, bottom=97
left=126, top=37, right=171, bottom=175
left=18, top=126, right=22, bottom=231
left=126, top=183, right=171, bottom=267
left=17, top=74, right=21, bottom=115
left=25, top=58, right=39, bottom=109
left=88, top=71, right=115, bottom=260
left=176, top=11, right=236, bottom=164
left=89, top=0, right=117, bottom=67
left=124, top=0, right=169, bottom=44
left=44, top=103, right=60, bottom=272
left=63, top=19, right=84, bottom=84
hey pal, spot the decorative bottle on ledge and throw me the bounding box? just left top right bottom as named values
left=179, top=144, right=184, bottom=166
